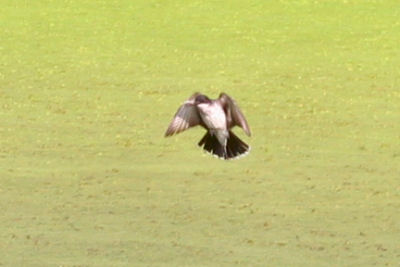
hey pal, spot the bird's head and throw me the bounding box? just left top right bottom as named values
left=194, top=94, right=211, bottom=105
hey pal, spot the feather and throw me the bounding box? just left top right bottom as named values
left=218, top=93, right=251, bottom=136
left=165, top=92, right=202, bottom=136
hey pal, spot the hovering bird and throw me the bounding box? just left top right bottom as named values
left=165, top=92, right=251, bottom=160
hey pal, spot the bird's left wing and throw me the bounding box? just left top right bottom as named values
left=165, top=93, right=202, bottom=136
left=218, top=93, right=251, bottom=136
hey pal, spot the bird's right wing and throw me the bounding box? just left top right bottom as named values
left=218, top=93, right=251, bottom=136
left=165, top=92, right=202, bottom=136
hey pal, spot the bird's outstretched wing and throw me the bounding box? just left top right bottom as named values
left=165, top=92, right=202, bottom=136
left=218, top=93, right=251, bottom=136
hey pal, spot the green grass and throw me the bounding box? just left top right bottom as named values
left=1, top=0, right=400, bottom=266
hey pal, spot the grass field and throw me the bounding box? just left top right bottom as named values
left=1, top=0, right=400, bottom=266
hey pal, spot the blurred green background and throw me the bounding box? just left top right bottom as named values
left=1, top=0, right=399, bottom=266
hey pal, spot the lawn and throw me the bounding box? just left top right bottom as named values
left=1, top=0, right=399, bottom=266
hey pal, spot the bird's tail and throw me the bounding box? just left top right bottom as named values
left=198, top=131, right=250, bottom=160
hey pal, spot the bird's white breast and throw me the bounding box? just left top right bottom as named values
left=197, top=102, right=226, bottom=130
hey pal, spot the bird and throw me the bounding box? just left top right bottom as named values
left=165, top=92, right=251, bottom=160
